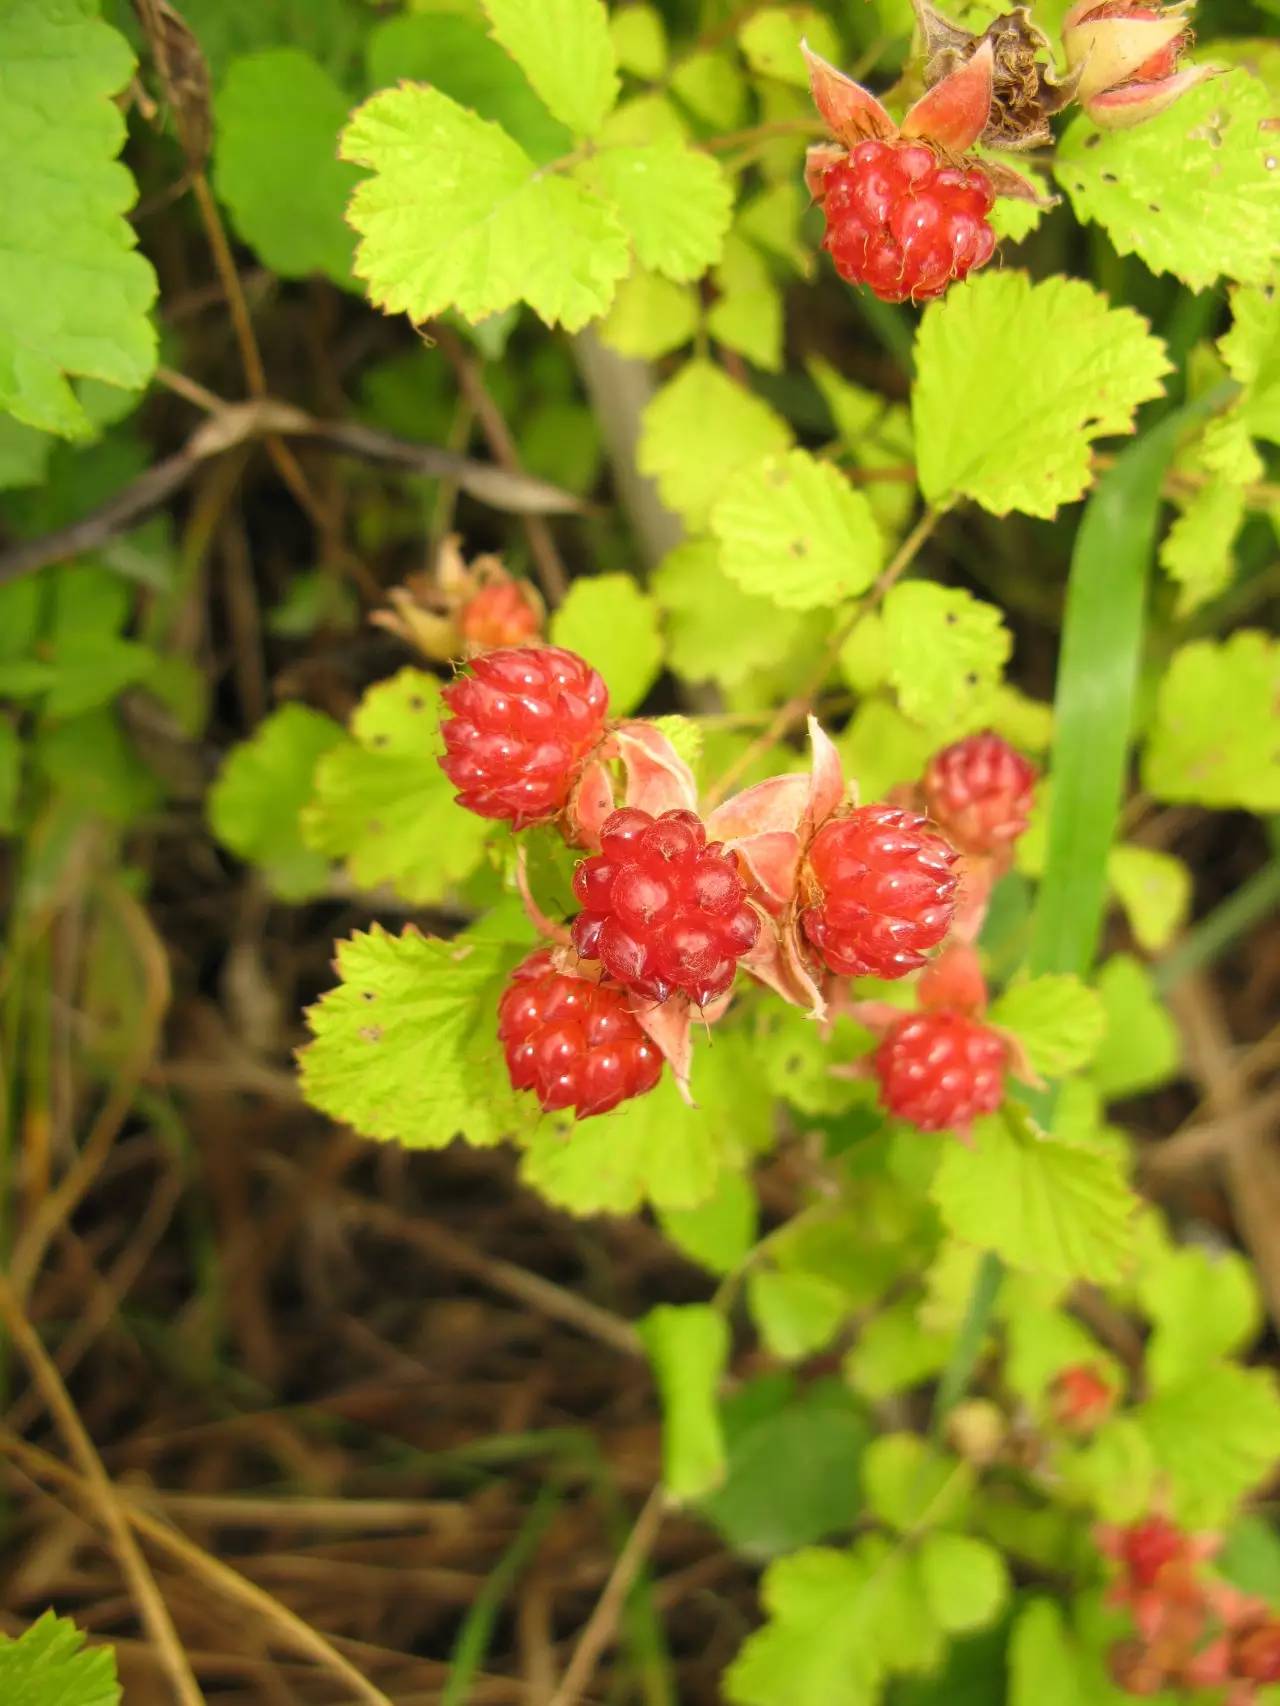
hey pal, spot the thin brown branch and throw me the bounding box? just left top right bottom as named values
left=547, top=1485, right=666, bottom=1706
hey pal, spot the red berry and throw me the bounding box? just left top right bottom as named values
left=923, top=732, right=1037, bottom=858
left=439, top=645, right=608, bottom=828
left=873, top=1009, right=1006, bottom=1132
left=569, top=807, right=761, bottom=1005
left=1119, top=1517, right=1191, bottom=1591
left=817, top=139, right=996, bottom=304
left=497, top=951, right=662, bottom=1118
left=1051, top=1363, right=1115, bottom=1432
left=801, top=805, right=958, bottom=980
left=458, top=578, right=542, bottom=651
left=1233, top=1614, right=1280, bottom=1684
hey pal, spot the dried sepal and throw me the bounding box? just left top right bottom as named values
left=982, top=156, right=1058, bottom=205
left=910, top=0, right=1080, bottom=150
left=802, top=39, right=896, bottom=144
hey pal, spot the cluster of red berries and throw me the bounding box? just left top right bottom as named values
left=816, top=141, right=996, bottom=304
left=438, top=642, right=1038, bottom=1127
left=1101, top=1517, right=1280, bottom=1702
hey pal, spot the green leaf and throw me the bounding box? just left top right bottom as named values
left=1137, top=1363, right=1280, bottom=1526
left=1057, top=1416, right=1156, bottom=1520
left=845, top=1300, right=952, bottom=1401
left=1142, top=631, right=1280, bottom=813
left=213, top=49, right=359, bottom=288
left=0, top=1611, right=120, bottom=1706
left=208, top=703, right=345, bottom=900
left=638, top=1303, right=729, bottom=1499
left=178, top=0, right=364, bottom=87
left=597, top=268, right=698, bottom=359
left=739, top=7, right=842, bottom=84
left=658, top=1170, right=757, bottom=1275
left=671, top=50, right=747, bottom=130
left=863, top=1434, right=972, bottom=1533
left=712, top=450, right=882, bottom=611
left=913, top=273, right=1170, bottom=518
left=341, top=85, right=629, bottom=331
left=988, top=974, right=1106, bottom=1078
left=881, top=582, right=1010, bottom=730
left=1003, top=1303, right=1108, bottom=1404
left=918, top=1533, right=1010, bottom=1635
left=611, top=3, right=667, bottom=78
left=365, top=13, right=571, bottom=164
left=747, top=1267, right=850, bottom=1360
left=1107, top=845, right=1191, bottom=953
left=549, top=573, right=662, bottom=714
left=0, top=0, right=157, bottom=438
left=480, top=0, right=618, bottom=138
left=575, top=142, right=732, bottom=282
left=300, top=925, right=528, bottom=1149
left=1008, top=1601, right=1092, bottom=1706
left=653, top=540, right=820, bottom=690
left=707, top=233, right=784, bottom=371
left=725, top=1546, right=879, bottom=1706
left=1219, top=283, right=1280, bottom=445
left=302, top=669, right=490, bottom=904
left=1220, top=1515, right=1280, bottom=1601
left=838, top=698, right=936, bottom=803
left=699, top=1377, right=871, bottom=1558
left=0, top=718, right=20, bottom=834
left=1138, top=1244, right=1261, bottom=1393
left=638, top=359, right=792, bottom=528
left=932, top=1106, right=1136, bottom=1286
left=1158, top=483, right=1245, bottom=616
left=808, top=358, right=915, bottom=541
left=1091, top=954, right=1180, bottom=1098
left=1055, top=74, right=1280, bottom=290
left=649, top=714, right=704, bottom=775
left=0, top=415, right=53, bottom=491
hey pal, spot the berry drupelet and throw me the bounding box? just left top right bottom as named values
left=874, top=1009, right=1007, bottom=1133
left=923, top=731, right=1038, bottom=858
left=801, top=804, right=958, bottom=980
left=439, top=645, right=608, bottom=828
left=570, top=808, right=761, bottom=1006
left=498, top=952, right=662, bottom=1118
left=816, top=139, right=996, bottom=304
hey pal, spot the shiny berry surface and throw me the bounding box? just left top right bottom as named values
left=570, top=808, right=760, bottom=1006
left=874, top=1009, right=1006, bottom=1132
left=801, top=805, right=958, bottom=980
left=817, top=139, right=996, bottom=304
left=458, top=578, right=542, bottom=651
left=439, top=645, right=608, bottom=827
left=497, top=951, right=662, bottom=1118
left=923, top=732, right=1038, bottom=858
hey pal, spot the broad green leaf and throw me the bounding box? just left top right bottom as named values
left=178, top=0, right=364, bottom=86
left=739, top=181, right=811, bottom=276
left=611, top=3, right=667, bottom=78
left=1004, top=1303, right=1109, bottom=1403
left=838, top=698, right=936, bottom=802
left=1137, top=1363, right=1280, bottom=1526
left=653, top=540, right=821, bottom=689
left=988, top=974, right=1106, bottom=1078
left=918, top=1533, right=1009, bottom=1634
left=699, top=1377, right=871, bottom=1558
left=1219, top=284, right=1280, bottom=444
left=1138, top=1244, right=1261, bottom=1392
left=881, top=582, right=1009, bottom=730
left=0, top=0, right=157, bottom=438
left=1055, top=74, right=1280, bottom=290
left=808, top=358, right=915, bottom=541
left=913, top=273, right=1170, bottom=517
left=638, top=1303, right=729, bottom=1499
left=34, top=709, right=161, bottom=826
left=649, top=713, right=704, bottom=774
left=1057, top=1416, right=1156, bottom=1520
left=658, top=1170, right=757, bottom=1275
left=341, top=86, right=629, bottom=330
left=863, top=1434, right=973, bottom=1533
left=480, top=0, right=618, bottom=138
left=0, top=416, right=53, bottom=491
left=0, top=1611, right=120, bottom=1706
left=932, top=1106, right=1136, bottom=1285
left=725, top=1546, right=879, bottom=1706
left=740, top=8, right=842, bottom=84
left=762, top=1009, right=877, bottom=1118
left=712, top=450, right=882, bottom=611
left=214, top=49, right=359, bottom=287
left=300, top=925, right=529, bottom=1148
left=597, top=268, right=698, bottom=359
left=302, top=669, right=490, bottom=904
left=576, top=143, right=732, bottom=282
left=707, top=234, right=784, bottom=371
left=1107, top=844, right=1191, bottom=953
left=549, top=573, right=662, bottom=714
left=1142, top=631, right=1280, bottom=812
left=1220, top=1515, right=1280, bottom=1600
left=1008, top=1601, right=1092, bottom=1706
left=208, top=703, right=345, bottom=900
left=845, top=1300, right=951, bottom=1400
left=365, top=13, right=571, bottom=163
left=671, top=50, right=747, bottom=129
left=747, top=1267, right=849, bottom=1360
left=1158, top=484, right=1244, bottom=615
left=1091, top=954, right=1180, bottom=1098
left=638, top=359, right=791, bottom=528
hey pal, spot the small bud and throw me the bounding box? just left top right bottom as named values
left=1050, top=1363, right=1115, bottom=1432
left=946, top=1398, right=1007, bottom=1465
left=458, top=576, right=543, bottom=653
left=1061, top=0, right=1219, bottom=128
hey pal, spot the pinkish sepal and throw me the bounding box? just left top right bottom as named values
left=629, top=987, right=734, bottom=1104
left=802, top=39, right=896, bottom=145
left=1062, top=2, right=1191, bottom=100
left=1083, top=61, right=1219, bottom=126
left=565, top=756, right=615, bottom=850
left=612, top=719, right=699, bottom=817
left=900, top=39, right=995, bottom=152
left=804, top=141, right=846, bottom=201
left=801, top=714, right=848, bottom=835
left=740, top=914, right=828, bottom=1017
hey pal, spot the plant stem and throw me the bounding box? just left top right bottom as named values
left=930, top=1250, right=1004, bottom=1435
left=1156, top=855, right=1280, bottom=993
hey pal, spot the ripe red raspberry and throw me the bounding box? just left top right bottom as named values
left=497, top=951, right=662, bottom=1118
left=1117, top=1517, right=1192, bottom=1591
left=1051, top=1363, right=1116, bottom=1432
left=923, top=732, right=1037, bottom=858
left=458, top=578, right=542, bottom=651
left=570, top=807, right=760, bottom=1006
left=816, top=139, right=996, bottom=304
left=873, top=1009, right=1007, bottom=1132
left=439, top=645, right=608, bottom=828
left=800, top=805, right=958, bottom=980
